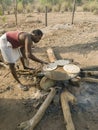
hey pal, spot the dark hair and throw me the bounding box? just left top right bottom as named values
left=31, top=29, right=43, bottom=36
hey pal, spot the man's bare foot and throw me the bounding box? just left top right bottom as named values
left=17, top=84, right=29, bottom=91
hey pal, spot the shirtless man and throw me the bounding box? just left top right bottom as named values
left=0, top=29, right=47, bottom=90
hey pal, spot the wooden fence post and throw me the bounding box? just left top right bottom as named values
left=71, top=0, right=76, bottom=24
left=45, top=6, right=47, bottom=26
left=14, top=0, right=17, bottom=26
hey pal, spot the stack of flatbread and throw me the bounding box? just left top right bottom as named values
left=63, top=64, right=80, bottom=78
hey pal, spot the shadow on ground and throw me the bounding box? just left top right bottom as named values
left=33, top=37, right=98, bottom=60
left=0, top=98, right=65, bottom=130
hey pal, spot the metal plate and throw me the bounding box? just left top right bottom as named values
left=43, top=62, right=57, bottom=71
left=63, top=64, right=80, bottom=74
left=54, top=59, right=70, bottom=66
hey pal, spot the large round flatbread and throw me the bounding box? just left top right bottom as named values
left=54, top=59, right=70, bottom=66
left=63, top=64, right=80, bottom=74
left=43, top=63, right=57, bottom=71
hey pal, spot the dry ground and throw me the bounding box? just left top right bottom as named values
left=0, top=12, right=98, bottom=130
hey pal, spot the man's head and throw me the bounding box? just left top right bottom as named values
left=31, top=29, right=43, bottom=43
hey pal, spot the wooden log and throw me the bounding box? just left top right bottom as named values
left=0, top=71, right=10, bottom=82
left=82, top=70, right=98, bottom=76
left=81, top=66, right=98, bottom=71
left=16, top=70, right=33, bottom=75
left=81, top=77, right=98, bottom=83
left=46, top=48, right=57, bottom=62
left=61, top=90, right=77, bottom=130
left=0, top=62, right=9, bottom=69
left=17, top=87, right=56, bottom=130
left=69, top=77, right=80, bottom=87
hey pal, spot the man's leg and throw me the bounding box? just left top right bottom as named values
left=0, top=42, right=28, bottom=90
left=9, top=63, right=21, bottom=83
left=8, top=63, right=28, bottom=91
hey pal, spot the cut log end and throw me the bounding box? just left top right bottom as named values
left=46, top=48, right=57, bottom=62
left=61, top=90, right=76, bottom=130
left=17, top=120, right=32, bottom=130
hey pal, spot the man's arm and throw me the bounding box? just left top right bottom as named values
left=20, top=47, right=28, bottom=68
left=28, top=53, right=47, bottom=64
left=20, top=47, right=35, bottom=70
left=25, top=36, right=48, bottom=64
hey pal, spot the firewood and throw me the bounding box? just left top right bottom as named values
left=81, top=66, right=98, bottom=71
left=0, top=71, right=10, bottom=82
left=61, top=90, right=77, bottom=130
left=16, top=70, right=33, bottom=75
left=17, top=87, right=56, bottom=130
left=81, top=77, right=98, bottom=83
left=46, top=47, right=57, bottom=62
left=82, top=70, right=98, bottom=77
left=0, top=62, right=9, bottom=69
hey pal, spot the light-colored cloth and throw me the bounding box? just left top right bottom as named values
left=0, top=34, right=22, bottom=63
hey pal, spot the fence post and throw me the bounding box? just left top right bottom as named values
left=14, top=0, right=17, bottom=26
left=45, top=6, right=47, bottom=26
left=71, top=0, right=76, bottom=24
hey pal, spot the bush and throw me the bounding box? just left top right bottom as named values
left=17, top=2, right=23, bottom=13
left=46, top=4, right=52, bottom=12
left=36, top=4, right=52, bottom=13
left=83, top=4, right=90, bottom=11
left=0, top=5, right=3, bottom=15
left=83, top=1, right=98, bottom=12
left=60, top=1, right=73, bottom=12
left=52, top=4, right=61, bottom=12
left=2, top=16, right=6, bottom=23
left=36, top=5, right=45, bottom=13
left=93, top=10, right=98, bottom=15
left=26, top=3, right=34, bottom=13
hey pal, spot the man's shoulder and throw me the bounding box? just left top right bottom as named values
left=19, top=32, right=31, bottom=40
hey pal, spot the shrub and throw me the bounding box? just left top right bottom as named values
left=0, top=5, right=3, bottom=15
left=93, top=9, right=98, bottom=15
left=36, top=5, right=45, bottom=13
left=52, top=4, right=61, bottom=12
left=60, top=1, right=73, bottom=12
left=2, top=16, right=6, bottom=23
left=83, top=1, right=98, bottom=12
left=17, top=2, right=23, bottom=13
left=36, top=4, right=52, bottom=13
left=26, top=3, right=34, bottom=13
left=46, top=4, right=52, bottom=12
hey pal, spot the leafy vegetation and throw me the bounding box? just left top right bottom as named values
left=0, top=0, right=98, bottom=14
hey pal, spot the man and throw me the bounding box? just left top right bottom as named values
left=0, top=29, right=47, bottom=91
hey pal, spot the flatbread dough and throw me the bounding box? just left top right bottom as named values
left=43, top=63, right=57, bottom=71
left=54, top=59, right=70, bottom=66
left=63, top=64, right=80, bottom=74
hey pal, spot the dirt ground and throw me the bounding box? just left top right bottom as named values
left=0, top=12, right=98, bottom=130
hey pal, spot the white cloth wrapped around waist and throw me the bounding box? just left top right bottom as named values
left=0, top=34, right=22, bottom=63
